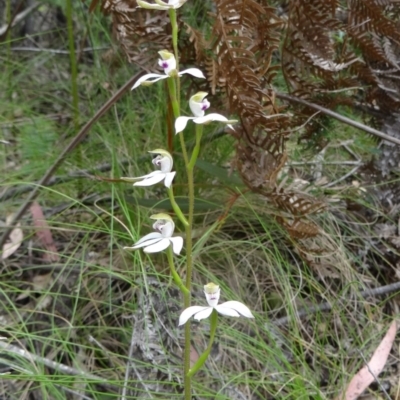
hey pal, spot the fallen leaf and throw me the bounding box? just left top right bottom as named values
left=336, top=320, right=397, bottom=400
left=2, top=215, right=23, bottom=260
left=30, top=202, right=59, bottom=262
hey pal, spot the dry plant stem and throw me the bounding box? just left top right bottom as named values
left=187, top=310, right=218, bottom=378
left=0, top=340, right=111, bottom=385
left=0, top=71, right=145, bottom=248
left=276, top=92, right=400, bottom=146
left=357, top=350, right=392, bottom=400
left=272, top=280, right=400, bottom=326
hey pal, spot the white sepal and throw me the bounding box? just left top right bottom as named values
left=170, top=236, right=183, bottom=255
left=179, top=68, right=205, bottom=79
left=175, top=116, right=193, bottom=134
left=143, top=238, right=171, bottom=253
left=218, top=301, right=255, bottom=318
left=132, top=73, right=167, bottom=89
left=179, top=306, right=209, bottom=326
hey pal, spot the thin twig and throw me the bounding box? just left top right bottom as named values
left=0, top=160, right=131, bottom=202
left=272, top=280, right=400, bottom=326
left=322, top=164, right=362, bottom=188
left=276, top=92, right=400, bottom=146
left=0, top=2, right=40, bottom=37
left=289, top=161, right=361, bottom=166
left=357, top=350, right=392, bottom=400
left=0, top=71, right=145, bottom=248
left=0, top=340, right=111, bottom=384
left=0, top=128, right=225, bottom=203
left=11, top=46, right=109, bottom=54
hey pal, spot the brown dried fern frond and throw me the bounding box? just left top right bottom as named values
left=270, top=187, right=326, bottom=217
left=101, top=0, right=171, bottom=68
left=210, top=0, right=290, bottom=140
left=236, top=135, right=287, bottom=193
left=276, top=217, right=320, bottom=240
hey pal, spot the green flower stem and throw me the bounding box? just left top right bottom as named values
left=166, top=247, right=189, bottom=296
left=187, top=310, right=218, bottom=377
left=188, top=124, right=203, bottom=170
left=182, top=154, right=195, bottom=399
left=168, top=9, right=179, bottom=70
left=167, top=77, right=180, bottom=118
left=167, top=187, right=189, bottom=227
left=168, top=9, right=181, bottom=105
left=167, top=10, right=193, bottom=398
left=66, top=0, right=83, bottom=193
left=166, top=78, right=189, bottom=167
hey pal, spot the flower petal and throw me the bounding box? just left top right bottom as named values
left=133, top=232, right=163, bottom=246
left=193, top=113, right=227, bottom=124
left=124, top=238, right=162, bottom=251
left=136, top=0, right=169, bottom=10
left=214, top=305, right=241, bottom=317
left=154, top=0, right=170, bottom=7
left=175, top=116, right=193, bottom=134
left=169, top=236, right=183, bottom=255
left=164, top=171, right=176, bottom=188
left=133, top=173, right=166, bottom=186
left=143, top=238, right=171, bottom=253
left=124, top=170, right=160, bottom=183
left=218, top=301, right=254, bottom=318
left=132, top=73, right=167, bottom=89
left=179, top=306, right=209, bottom=325
left=179, top=68, right=205, bottom=79
left=193, top=307, right=214, bottom=321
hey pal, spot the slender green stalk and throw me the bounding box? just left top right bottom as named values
left=188, top=124, right=203, bottom=169
left=168, top=9, right=181, bottom=105
left=66, top=0, right=82, bottom=192
left=5, top=0, right=11, bottom=65
left=187, top=310, right=218, bottom=377
left=66, top=0, right=79, bottom=128
left=183, top=147, right=195, bottom=400
left=167, top=187, right=189, bottom=227
left=169, top=9, right=179, bottom=65
left=166, top=78, right=189, bottom=167
left=166, top=10, right=198, bottom=399
left=166, top=247, right=189, bottom=296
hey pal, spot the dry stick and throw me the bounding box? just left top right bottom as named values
left=1, top=127, right=226, bottom=202
left=0, top=160, right=132, bottom=202
left=357, top=349, right=392, bottom=400
left=273, top=280, right=400, bottom=326
left=0, top=71, right=145, bottom=248
left=0, top=340, right=111, bottom=385
left=276, top=92, right=400, bottom=146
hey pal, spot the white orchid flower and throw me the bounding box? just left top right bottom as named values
left=121, top=149, right=176, bottom=188
left=179, top=282, right=254, bottom=325
left=124, top=213, right=183, bottom=255
left=137, top=0, right=186, bottom=11
left=175, top=92, right=238, bottom=133
left=132, top=50, right=205, bottom=89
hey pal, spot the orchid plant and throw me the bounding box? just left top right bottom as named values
left=121, top=2, right=254, bottom=398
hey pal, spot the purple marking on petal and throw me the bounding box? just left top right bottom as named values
left=161, top=61, right=169, bottom=69
left=201, top=99, right=210, bottom=111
